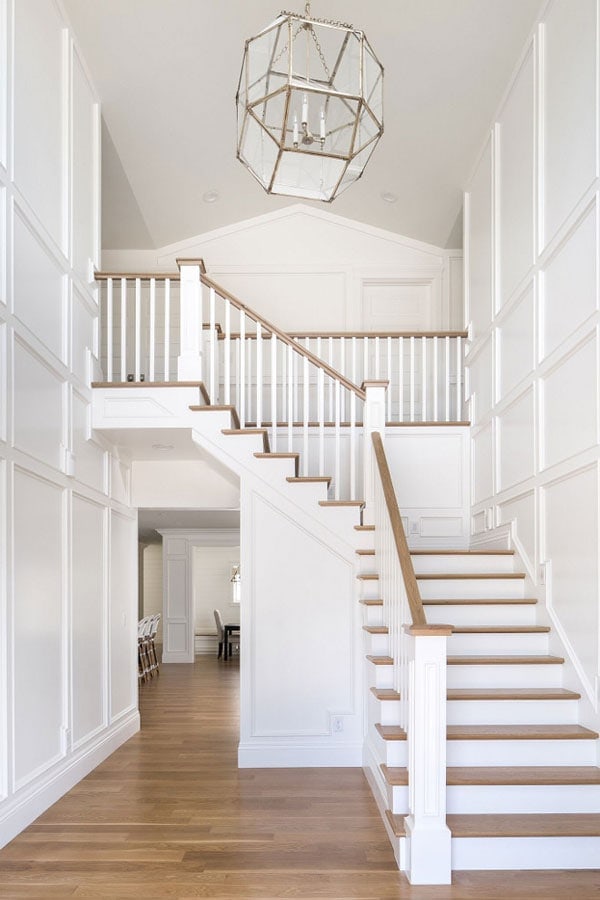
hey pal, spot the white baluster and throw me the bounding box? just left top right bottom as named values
left=106, top=278, right=113, bottom=382
left=350, top=390, right=356, bottom=500
left=149, top=278, right=156, bottom=382
left=224, top=300, right=231, bottom=405
left=351, top=335, right=357, bottom=384
left=433, top=336, right=439, bottom=422
left=234, top=336, right=240, bottom=415
left=387, top=336, right=392, bottom=422
left=281, top=339, right=287, bottom=422
left=445, top=336, right=450, bottom=422
left=120, top=277, right=127, bottom=383
left=421, top=335, right=427, bottom=421
left=334, top=380, right=341, bottom=500
left=340, top=338, right=346, bottom=421
left=398, top=336, right=404, bottom=423
left=363, top=336, right=369, bottom=384
left=209, top=287, right=216, bottom=404
left=456, top=335, right=462, bottom=421
left=328, top=337, right=333, bottom=420
left=302, top=356, right=309, bottom=476
left=239, top=317, right=246, bottom=426
left=271, top=334, right=277, bottom=451
left=256, top=323, right=263, bottom=428
left=134, top=278, right=141, bottom=381
left=375, top=335, right=380, bottom=380
left=287, top=344, right=294, bottom=452
left=318, top=368, right=325, bottom=477
left=164, top=279, right=171, bottom=381
left=246, top=333, right=252, bottom=424
left=409, top=336, right=415, bottom=421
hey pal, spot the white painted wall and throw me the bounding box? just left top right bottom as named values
left=102, top=206, right=464, bottom=332
left=0, top=0, right=138, bottom=847
left=465, top=0, right=600, bottom=721
left=192, top=545, right=240, bottom=651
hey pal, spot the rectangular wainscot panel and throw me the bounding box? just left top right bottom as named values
left=467, top=336, right=494, bottom=425
left=13, top=338, right=63, bottom=471
left=72, top=493, right=105, bottom=746
left=544, top=466, right=599, bottom=697
left=498, top=490, right=536, bottom=570
left=542, top=0, right=597, bottom=248
left=72, top=50, right=98, bottom=282
left=72, top=288, right=96, bottom=386
left=249, top=493, right=354, bottom=737
left=72, top=391, right=105, bottom=493
left=498, top=45, right=534, bottom=306
left=13, top=468, right=64, bottom=788
left=498, top=285, right=534, bottom=399
left=498, top=387, right=535, bottom=491
left=542, top=335, right=597, bottom=470
left=466, top=139, right=493, bottom=340
left=471, top=422, right=494, bottom=506
left=13, top=0, right=65, bottom=250
left=542, top=204, right=598, bottom=360
left=109, top=510, right=136, bottom=721
left=13, top=206, right=66, bottom=363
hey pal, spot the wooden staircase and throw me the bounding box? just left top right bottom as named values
left=359, top=545, right=600, bottom=870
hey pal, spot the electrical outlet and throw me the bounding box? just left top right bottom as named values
left=332, top=716, right=344, bottom=733
left=410, top=520, right=420, bottom=535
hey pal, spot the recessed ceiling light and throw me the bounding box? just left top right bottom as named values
left=381, top=191, right=398, bottom=204
left=203, top=190, right=220, bottom=203
left=152, top=443, right=174, bottom=452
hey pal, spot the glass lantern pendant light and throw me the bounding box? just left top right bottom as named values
left=236, top=2, right=384, bottom=202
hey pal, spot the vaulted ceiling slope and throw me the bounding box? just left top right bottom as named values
left=63, top=0, right=543, bottom=251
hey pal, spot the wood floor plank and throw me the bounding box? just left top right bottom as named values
left=1, top=657, right=599, bottom=897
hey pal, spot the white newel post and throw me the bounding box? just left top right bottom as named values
left=362, top=381, right=388, bottom=518
left=404, top=625, right=452, bottom=885
left=177, top=258, right=204, bottom=382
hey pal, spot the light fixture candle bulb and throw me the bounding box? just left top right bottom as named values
left=301, top=93, right=309, bottom=126
left=320, top=107, right=326, bottom=141
left=293, top=114, right=299, bottom=147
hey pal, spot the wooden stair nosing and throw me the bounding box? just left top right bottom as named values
left=189, top=404, right=240, bottom=428
left=357, top=573, right=379, bottom=581
left=410, top=549, right=515, bottom=556
left=447, top=655, right=565, bottom=666
left=447, top=724, right=599, bottom=741
left=385, top=809, right=406, bottom=838
left=355, top=548, right=375, bottom=556
left=447, top=687, right=581, bottom=701
left=254, top=451, right=299, bottom=476
left=366, top=655, right=393, bottom=666
left=222, top=428, right=270, bottom=452
left=423, top=597, right=537, bottom=606
left=447, top=766, right=600, bottom=786
left=447, top=813, right=600, bottom=838
left=319, top=500, right=365, bottom=507
left=363, top=625, right=389, bottom=635
left=370, top=687, right=400, bottom=701
left=380, top=764, right=408, bottom=786
left=417, top=572, right=526, bottom=580
left=374, top=723, right=406, bottom=741
left=355, top=524, right=375, bottom=531
left=286, top=475, right=332, bottom=486
left=360, top=598, right=383, bottom=606
left=451, top=625, right=550, bottom=634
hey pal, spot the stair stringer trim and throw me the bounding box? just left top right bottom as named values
left=363, top=737, right=406, bottom=869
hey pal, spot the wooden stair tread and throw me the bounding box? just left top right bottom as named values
left=375, top=724, right=406, bottom=741
left=417, top=572, right=525, bottom=580
left=319, top=500, right=365, bottom=507
left=355, top=524, right=375, bottom=531
left=370, top=687, right=400, bottom=701
left=189, top=404, right=241, bottom=429
left=410, top=549, right=514, bottom=556
left=423, top=597, right=537, bottom=606
left=222, top=428, right=270, bottom=452
left=380, top=765, right=408, bottom=785
left=254, top=451, right=299, bottom=476
left=357, top=573, right=379, bottom=580
left=447, top=655, right=564, bottom=665
left=286, top=476, right=331, bottom=486
left=363, top=625, right=389, bottom=634
left=448, top=688, right=581, bottom=701
left=447, top=767, right=600, bottom=786
left=385, top=809, right=406, bottom=837
left=366, top=655, right=393, bottom=666
left=360, top=598, right=383, bottom=606
left=447, top=813, right=600, bottom=837
left=447, top=724, right=599, bottom=741
left=355, top=548, right=375, bottom=555
left=452, top=626, right=550, bottom=634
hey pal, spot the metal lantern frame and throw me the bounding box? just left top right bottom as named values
left=236, top=4, right=384, bottom=202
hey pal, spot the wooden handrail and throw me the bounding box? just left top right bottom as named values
left=95, top=271, right=180, bottom=281
left=371, top=431, right=426, bottom=627
left=218, top=330, right=469, bottom=340
left=200, top=274, right=366, bottom=401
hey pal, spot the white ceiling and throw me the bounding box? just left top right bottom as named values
left=63, top=0, right=543, bottom=252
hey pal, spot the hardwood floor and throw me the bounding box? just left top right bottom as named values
left=0, top=656, right=599, bottom=898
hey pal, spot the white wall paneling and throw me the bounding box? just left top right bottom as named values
left=497, top=45, right=535, bottom=306
left=0, top=0, right=138, bottom=849
left=541, top=0, right=598, bottom=250
left=465, top=0, right=600, bottom=723
left=543, top=466, right=599, bottom=703
left=192, top=546, right=240, bottom=641
left=12, top=467, right=64, bottom=789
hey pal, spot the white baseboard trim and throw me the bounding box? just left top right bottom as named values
left=0, top=709, right=140, bottom=849
left=238, top=740, right=362, bottom=767
left=469, top=523, right=512, bottom=551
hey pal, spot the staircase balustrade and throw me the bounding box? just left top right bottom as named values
left=370, top=430, right=452, bottom=884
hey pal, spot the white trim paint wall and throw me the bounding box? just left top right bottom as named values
left=0, top=0, right=138, bottom=847
left=465, top=0, right=600, bottom=727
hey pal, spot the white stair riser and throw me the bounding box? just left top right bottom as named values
left=412, top=555, right=515, bottom=575
left=451, top=835, right=600, bottom=870
left=358, top=580, right=381, bottom=600
left=283, top=481, right=330, bottom=507
left=356, top=555, right=377, bottom=575
left=447, top=739, right=598, bottom=767
left=365, top=633, right=389, bottom=655
left=321, top=507, right=364, bottom=530
left=418, top=578, right=525, bottom=599
left=355, top=533, right=375, bottom=551
left=447, top=699, right=579, bottom=725
left=447, top=783, right=600, bottom=815
left=362, top=605, right=383, bottom=626
left=446, top=663, right=564, bottom=689
left=218, top=434, right=266, bottom=456
left=369, top=693, right=401, bottom=727
left=448, top=633, right=549, bottom=655
left=368, top=663, right=394, bottom=690
left=425, top=603, right=536, bottom=627
left=372, top=730, right=407, bottom=767
left=387, top=783, right=409, bottom=814
left=252, top=458, right=298, bottom=481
